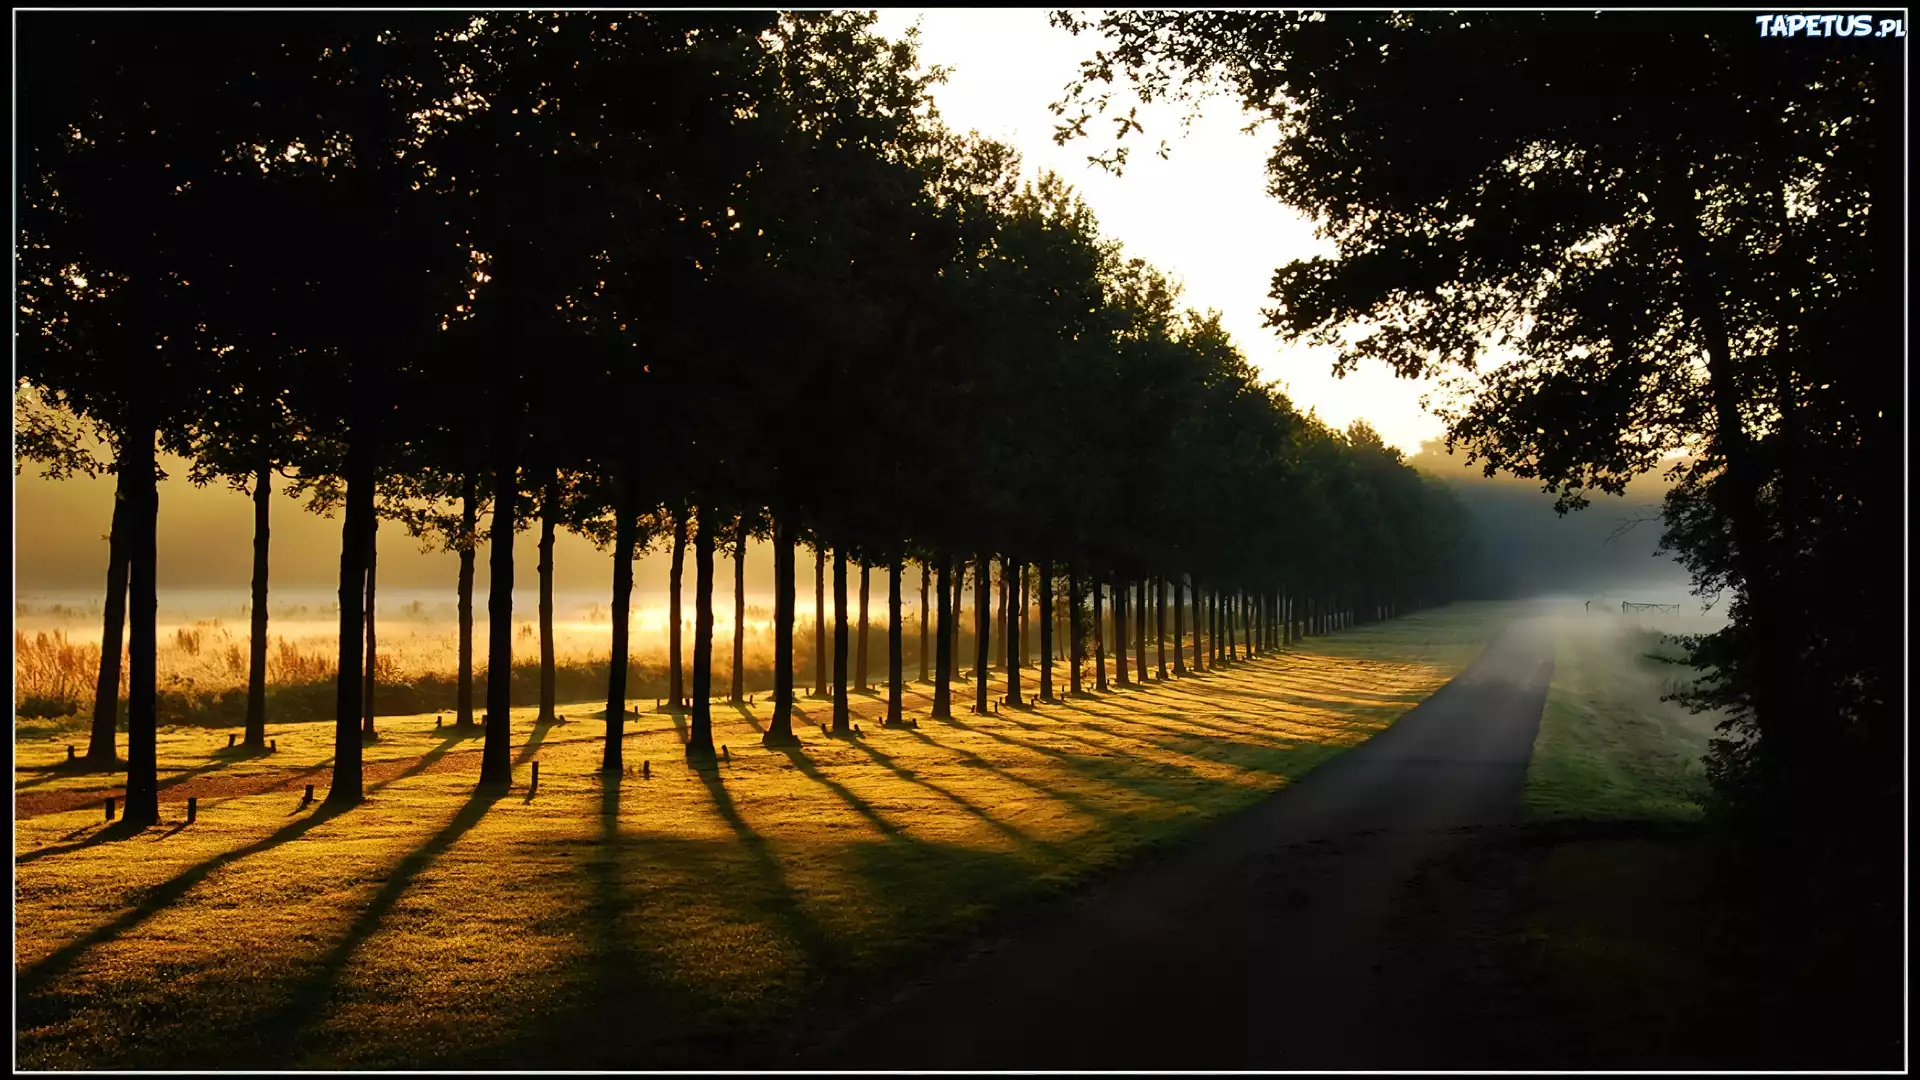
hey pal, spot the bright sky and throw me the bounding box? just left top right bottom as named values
left=871, top=9, right=1446, bottom=457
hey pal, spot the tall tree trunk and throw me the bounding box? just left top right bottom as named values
left=833, top=547, right=850, bottom=733
left=973, top=554, right=990, bottom=714
left=731, top=517, right=747, bottom=705
left=602, top=478, right=634, bottom=772
left=1093, top=579, right=1107, bottom=692
left=933, top=554, right=953, bottom=719
left=1069, top=570, right=1084, bottom=695
left=814, top=545, right=827, bottom=698
left=857, top=560, right=871, bottom=692
left=1660, top=160, right=1792, bottom=756
left=993, top=561, right=1007, bottom=671
left=1003, top=556, right=1022, bottom=706
left=537, top=472, right=558, bottom=723
left=1038, top=561, right=1055, bottom=702
left=670, top=513, right=687, bottom=710
left=479, top=406, right=517, bottom=788
left=1136, top=579, right=1149, bottom=681
left=456, top=474, right=477, bottom=728
left=1155, top=576, right=1167, bottom=679
left=121, top=416, right=160, bottom=825
left=1020, top=565, right=1031, bottom=669
left=326, top=427, right=371, bottom=809
left=1174, top=576, right=1187, bottom=675
left=687, top=510, right=717, bottom=761
left=951, top=560, right=965, bottom=669
left=86, top=463, right=130, bottom=765
left=887, top=558, right=904, bottom=724
left=918, top=562, right=929, bottom=684
left=362, top=518, right=377, bottom=736
left=764, top=515, right=799, bottom=747
left=243, top=463, right=271, bottom=749
left=1113, top=578, right=1129, bottom=686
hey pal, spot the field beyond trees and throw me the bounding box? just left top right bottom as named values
left=15, top=604, right=1503, bottom=1069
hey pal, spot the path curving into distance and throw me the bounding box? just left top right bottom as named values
left=797, top=615, right=1555, bottom=1071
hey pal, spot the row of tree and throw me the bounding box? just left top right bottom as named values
left=17, top=11, right=1472, bottom=826
left=1047, top=10, right=1902, bottom=842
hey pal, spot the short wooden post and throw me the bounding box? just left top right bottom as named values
left=105, top=797, right=116, bottom=821
left=186, top=797, right=197, bottom=823
left=722, top=745, right=730, bottom=762
left=270, top=739, right=277, bottom=752
left=228, top=733, right=236, bottom=748
left=641, top=760, right=651, bottom=779
left=530, top=761, right=540, bottom=791
left=67, top=744, right=75, bottom=762
left=303, top=784, right=314, bottom=805
left=437, top=716, right=443, bottom=728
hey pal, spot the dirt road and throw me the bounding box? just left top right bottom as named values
left=800, top=616, right=1554, bottom=1070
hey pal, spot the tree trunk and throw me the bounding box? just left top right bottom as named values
left=887, top=557, right=904, bottom=724
left=857, top=560, right=871, bottom=693
left=86, top=462, right=130, bottom=765
left=764, top=514, right=799, bottom=747
left=1093, top=579, right=1107, bottom=692
left=1660, top=160, right=1791, bottom=754
left=1070, top=571, right=1085, bottom=695
left=121, top=417, right=160, bottom=825
left=687, top=510, right=717, bottom=761
left=456, top=474, right=477, bottom=727
left=602, top=478, right=634, bottom=772
left=918, top=562, right=929, bottom=684
left=1155, top=575, right=1167, bottom=679
left=1004, top=556, right=1022, bottom=706
left=537, top=472, right=558, bottom=723
left=479, top=409, right=517, bottom=788
left=326, top=427, right=371, bottom=809
left=1136, top=579, right=1149, bottom=681
left=1113, top=577, right=1129, bottom=686
left=242, top=463, right=271, bottom=749
left=1020, top=565, right=1031, bottom=669
left=933, top=554, right=953, bottom=719
left=832, top=546, right=850, bottom=733
left=731, top=516, right=747, bottom=705
left=362, top=518, right=377, bottom=735
left=1038, top=561, right=1056, bottom=702
left=973, top=554, right=990, bottom=713
left=1174, top=576, right=1187, bottom=675
left=670, top=513, right=687, bottom=710
left=951, top=559, right=965, bottom=670
left=814, top=544, right=827, bottom=698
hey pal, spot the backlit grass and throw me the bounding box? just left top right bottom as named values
left=1521, top=611, right=1715, bottom=823
left=15, top=603, right=1509, bottom=1069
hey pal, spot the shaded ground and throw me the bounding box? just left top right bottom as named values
left=14, top=605, right=1504, bottom=1070
left=799, top=615, right=1556, bottom=1070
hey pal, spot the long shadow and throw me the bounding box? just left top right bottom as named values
left=904, top=721, right=1120, bottom=825
left=365, top=728, right=483, bottom=798
left=514, top=718, right=559, bottom=767
left=842, top=739, right=1054, bottom=856
left=688, top=766, right=843, bottom=973
left=14, top=818, right=153, bottom=867
left=771, top=748, right=902, bottom=838
left=260, top=790, right=502, bottom=1060
left=953, top=712, right=1231, bottom=798
left=17, top=798, right=358, bottom=1021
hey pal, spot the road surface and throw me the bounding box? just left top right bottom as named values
left=798, top=615, right=1555, bottom=1070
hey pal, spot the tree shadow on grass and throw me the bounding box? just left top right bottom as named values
left=902, top=720, right=1120, bottom=826
left=842, top=738, right=1055, bottom=857
left=256, top=789, right=503, bottom=1064
left=17, top=798, right=360, bottom=1026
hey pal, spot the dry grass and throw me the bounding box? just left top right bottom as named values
left=14, top=603, right=1509, bottom=1069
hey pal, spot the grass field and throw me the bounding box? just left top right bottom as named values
left=1521, top=610, right=1716, bottom=823
left=15, top=603, right=1510, bottom=1069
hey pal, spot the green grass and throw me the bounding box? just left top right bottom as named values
left=1521, top=615, right=1714, bottom=823
left=15, top=603, right=1513, bottom=1069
